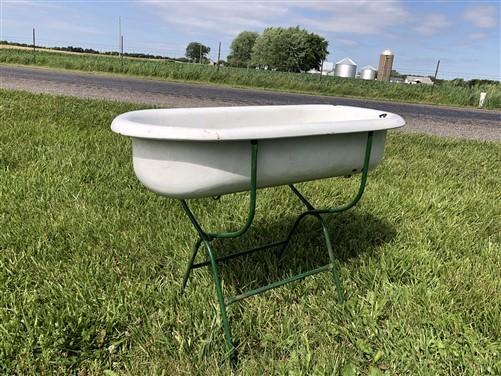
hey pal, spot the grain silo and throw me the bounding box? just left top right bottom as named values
left=377, top=49, right=394, bottom=81
left=334, top=57, right=357, bottom=78
left=360, top=65, right=377, bottom=80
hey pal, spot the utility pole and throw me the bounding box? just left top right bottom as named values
left=199, top=44, right=202, bottom=64
left=118, top=16, right=123, bottom=70
left=319, top=58, right=324, bottom=81
left=32, top=27, right=36, bottom=62
left=121, top=35, right=124, bottom=69
left=118, top=16, right=121, bottom=55
left=431, top=59, right=440, bottom=94
left=217, top=41, right=221, bottom=71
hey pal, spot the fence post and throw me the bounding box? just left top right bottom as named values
left=431, top=59, right=440, bottom=95
left=217, top=41, right=221, bottom=71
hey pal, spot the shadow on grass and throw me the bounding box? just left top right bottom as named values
left=196, top=210, right=395, bottom=296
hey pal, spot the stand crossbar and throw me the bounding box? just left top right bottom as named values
left=225, top=264, right=332, bottom=306
left=179, top=131, right=374, bottom=361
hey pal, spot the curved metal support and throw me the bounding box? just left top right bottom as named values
left=312, top=131, right=373, bottom=214
left=287, top=131, right=372, bottom=216
left=179, top=140, right=258, bottom=241
left=208, top=139, right=258, bottom=239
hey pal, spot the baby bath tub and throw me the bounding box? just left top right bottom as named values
left=111, top=105, right=405, bottom=198
left=111, top=104, right=405, bottom=360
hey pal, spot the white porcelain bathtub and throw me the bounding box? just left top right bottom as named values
left=111, top=105, right=405, bottom=198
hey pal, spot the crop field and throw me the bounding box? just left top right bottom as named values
left=0, top=89, right=500, bottom=375
left=1, top=47, right=500, bottom=109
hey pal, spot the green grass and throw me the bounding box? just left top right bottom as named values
left=0, top=89, right=500, bottom=375
left=1, top=47, right=500, bottom=109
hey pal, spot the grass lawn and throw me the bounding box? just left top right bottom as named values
left=0, top=89, right=500, bottom=375
left=1, top=47, right=501, bottom=110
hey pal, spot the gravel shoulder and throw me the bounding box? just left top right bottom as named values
left=1, top=64, right=499, bottom=142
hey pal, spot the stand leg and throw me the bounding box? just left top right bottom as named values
left=318, top=217, right=344, bottom=303
left=181, top=237, right=203, bottom=293
left=204, top=240, right=236, bottom=360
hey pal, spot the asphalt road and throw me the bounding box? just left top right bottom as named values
left=1, top=64, right=500, bottom=141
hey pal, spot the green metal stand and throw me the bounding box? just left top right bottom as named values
left=179, top=132, right=374, bottom=361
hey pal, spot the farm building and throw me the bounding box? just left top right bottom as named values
left=308, top=61, right=334, bottom=75
left=405, top=75, right=433, bottom=85
left=390, top=77, right=405, bottom=83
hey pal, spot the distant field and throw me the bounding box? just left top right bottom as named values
left=0, top=44, right=174, bottom=61
left=1, top=47, right=500, bottom=109
left=1, top=89, right=500, bottom=374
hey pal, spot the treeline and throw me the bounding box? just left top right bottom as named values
left=448, top=78, right=500, bottom=87
left=185, top=27, right=327, bottom=72
left=0, top=40, right=189, bottom=62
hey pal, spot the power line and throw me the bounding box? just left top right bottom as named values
left=394, top=67, right=499, bottom=79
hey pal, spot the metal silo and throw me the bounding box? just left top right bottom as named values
left=360, top=65, right=377, bottom=80
left=334, top=57, right=357, bottom=78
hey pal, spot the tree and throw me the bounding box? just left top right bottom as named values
left=251, top=26, right=328, bottom=72
left=299, top=32, right=329, bottom=72
left=227, top=31, right=259, bottom=67
left=185, top=42, right=210, bottom=63
left=251, top=27, right=288, bottom=71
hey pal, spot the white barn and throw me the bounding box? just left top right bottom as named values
left=405, top=75, right=433, bottom=85
left=308, top=61, right=334, bottom=75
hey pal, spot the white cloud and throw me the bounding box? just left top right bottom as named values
left=336, top=38, right=359, bottom=48
left=463, top=5, right=498, bottom=28
left=2, top=0, right=101, bottom=35
left=143, top=1, right=288, bottom=36
left=458, top=31, right=491, bottom=48
left=144, top=0, right=409, bottom=37
left=47, top=20, right=101, bottom=35
left=466, top=31, right=488, bottom=41
left=414, top=14, right=452, bottom=36
left=294, top=1, right=409, bottom=35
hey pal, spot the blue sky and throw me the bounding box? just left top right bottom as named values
left=1, top=0, right=500, bottom=80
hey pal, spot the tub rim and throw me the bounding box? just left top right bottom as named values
left=111, top=104, right=405, bottom=141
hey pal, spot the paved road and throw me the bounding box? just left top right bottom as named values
left=1, top=64, right=500, bottom=141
